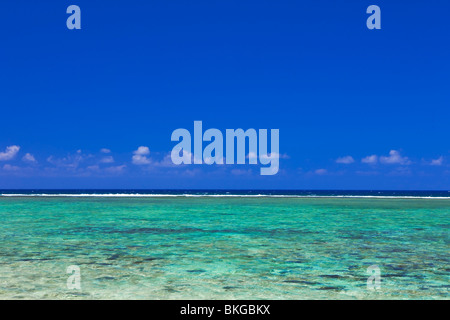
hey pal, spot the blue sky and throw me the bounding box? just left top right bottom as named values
left=0, top=0, right=449, bottom=189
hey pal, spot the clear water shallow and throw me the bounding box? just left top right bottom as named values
left=0, top=196, right=448, bottom=299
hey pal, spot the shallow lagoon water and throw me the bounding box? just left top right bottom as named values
left=0, top=196, right=448, bottom=299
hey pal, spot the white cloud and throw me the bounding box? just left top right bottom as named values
left=0, top=145, right=20, bottom=161
left=336, top=156, right=354, bottom=164
left=315, top=168, right=327, bottom=175
left=100, top=148, right=111, bottom=154
left=152, top=153, right=177, bottom=167
left=380, top=150, right=411, bottom=165
left=430, top=156, right=443, bottom=166
left=134, top=146, right=150, bottom=155
left=362, top=151, right=411, bottom=165
left=85, top=164, right=126, bottom=174
left=100, top=156, right=114, bottom=164
left=132, top=154, right=151, bottom=165
left=47, top=151, right=87, bottom=168
left=3, top=164, right=20, bottom=171
left=132, top=146, right=151, bottom=165
left=170, top=150, right=201, bottom=165
left=105, top=165, right=126, bottom=174
left=362, top=155, right=378, bottom=164
left=22, top=153, right=37, bottom=163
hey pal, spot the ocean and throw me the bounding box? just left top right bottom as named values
left=0, top=190, right=448, bottom=299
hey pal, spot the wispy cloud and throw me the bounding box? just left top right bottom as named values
left=22, top=153, right=37, bottom=163
left=105, top=165, right=126, bottom=174
left=380, top=150, right=411, bottom=165
left=336, top=156, right=354, bottom=164
left=100, top=148, right=111, bottom=154
left=85, top=164, right=126, bottom=175
left=315, top=168, right=327, bottom=175
left=361, top=155, right=378, bottom=164
left=429, top=156, right=443, bottom=166
left=47, top=150, right=88, bottom=169
left=3, top=164, right=20, bottom=171
left=100, top=156, right=114, bottom=164
left=0, top=145, right=20, bottom=161
left=156, top=153, right=179, bottom=167
left=361, top=150, right=410, bottom=165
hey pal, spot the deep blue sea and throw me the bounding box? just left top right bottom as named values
left=1, top=189, right=449, bottom=198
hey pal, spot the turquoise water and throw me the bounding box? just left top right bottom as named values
left=0, top=196, right=448, bottom=299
